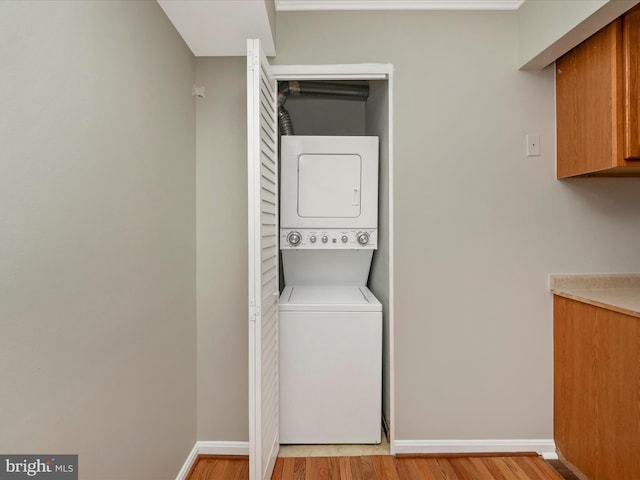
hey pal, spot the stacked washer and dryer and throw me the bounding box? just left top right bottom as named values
left=279, top=135, right=382, bottom=445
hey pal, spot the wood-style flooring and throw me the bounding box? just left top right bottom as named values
left=188, top=455, right=248, bottom=480
left=187, top=455, right=569, bottom=480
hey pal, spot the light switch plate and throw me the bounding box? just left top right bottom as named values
left=526, top=134, right=541, bottom=156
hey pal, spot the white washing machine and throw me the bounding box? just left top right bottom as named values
left=279, top=285, right=382, bottom=444
left=278, top=135, right=382, bottom=444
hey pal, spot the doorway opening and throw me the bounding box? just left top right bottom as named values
left=272, top=68, right=394, bottom=458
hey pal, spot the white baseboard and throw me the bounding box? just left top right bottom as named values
left=175, top=443, right=200, bottom=480
left=196, top=440, right=250, bottom=456
left=394, top=439, right=557, bottom=459
left=177, top=438, right=557, bottom=479
left=175, top=441, right=250, bottom=480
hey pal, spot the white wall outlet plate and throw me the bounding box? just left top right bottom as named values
left=526, top=134, right=541, bottom=156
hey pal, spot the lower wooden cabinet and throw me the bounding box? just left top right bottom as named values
left=554, top=295, right=640, bottom=479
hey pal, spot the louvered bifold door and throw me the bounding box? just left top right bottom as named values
left=247, top=39, right=279, bottom=480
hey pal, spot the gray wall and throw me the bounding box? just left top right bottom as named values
left=195, top=9, right=640, bottom=445
left=192, top=68, right=371, bottom=441
left=195, top=58, right=249, bottom=441
left=12, top=2, right=638, bottom=468
left=0, top=2, right=196, bottom=478
left=273, top=10, right=640, bottom=441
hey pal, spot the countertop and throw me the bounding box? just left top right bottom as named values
left=550, top=274, right=640, bottom=318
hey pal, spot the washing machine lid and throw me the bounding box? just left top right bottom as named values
left=279, top=286, right=382, bottom=312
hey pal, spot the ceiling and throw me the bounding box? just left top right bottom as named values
left=157, top=0, right=276, bottom=56
left=157, top=0, right=526, bottom=57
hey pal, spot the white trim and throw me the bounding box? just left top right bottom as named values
left=394, top=439, right=557, bottom=459
left=175, top=441, right=251, bottom=480
left=174, top=443, right=199, bottom=480
left=198, top=440, right=251, bottom=456
left=247, top=38, right=260, bottom=480
left=275, top=0, right=525, bottom=12
left=272, top=64, right=392, bottom=81
left=387, top=68, right=395, bottom=456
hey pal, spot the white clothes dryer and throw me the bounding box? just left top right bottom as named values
left=280, top=136, right=379, bottom=232
left=279, top=285, right=382, bottom=444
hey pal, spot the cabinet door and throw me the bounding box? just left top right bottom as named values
left=556, top=20, right=624, bottom=177
left=624, top=5, right=640, bottom=159
left=554, top=296, right=640, bottom=479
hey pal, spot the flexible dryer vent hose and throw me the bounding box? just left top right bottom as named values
left=277, top=81, right=369, bottom=135
left=278, top=91, right=295, bottom=136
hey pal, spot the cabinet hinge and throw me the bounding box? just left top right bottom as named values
left=249, top=300, right=259, bottom=323
left=249, top=56, right=259, bottom=72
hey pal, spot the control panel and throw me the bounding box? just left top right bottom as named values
left=280, top=229, right=377, bottom=249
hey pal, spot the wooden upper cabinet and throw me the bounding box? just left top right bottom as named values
left=556, top=6, right=640, bottom=178
left=624, top=5, right=640, bottom=160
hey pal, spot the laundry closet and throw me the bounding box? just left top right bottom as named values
left=278, top=82, right=382, bottom=444
left=276, top=74, right=393, bottom=442
left=246, top=40, right=393, bottom=480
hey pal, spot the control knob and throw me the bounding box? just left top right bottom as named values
left=287, top=231, right=302, bottom=246
left=357, top=232, right=370, bottom=245
left=321, top=235, right=328, bottom=243
left=341, top=235, right=348, bottom=243
left=309, top=235, right=317, bottom=244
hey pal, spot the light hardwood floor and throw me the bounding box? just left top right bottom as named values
left=187, top=454, right=566, bottom=480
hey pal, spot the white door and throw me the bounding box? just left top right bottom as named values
left=247, top=39, right=279, bottom=480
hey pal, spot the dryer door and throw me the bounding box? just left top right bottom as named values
left=280, top=135, right=379, bottom=229
left=298, top=153, right=361, bottom=218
